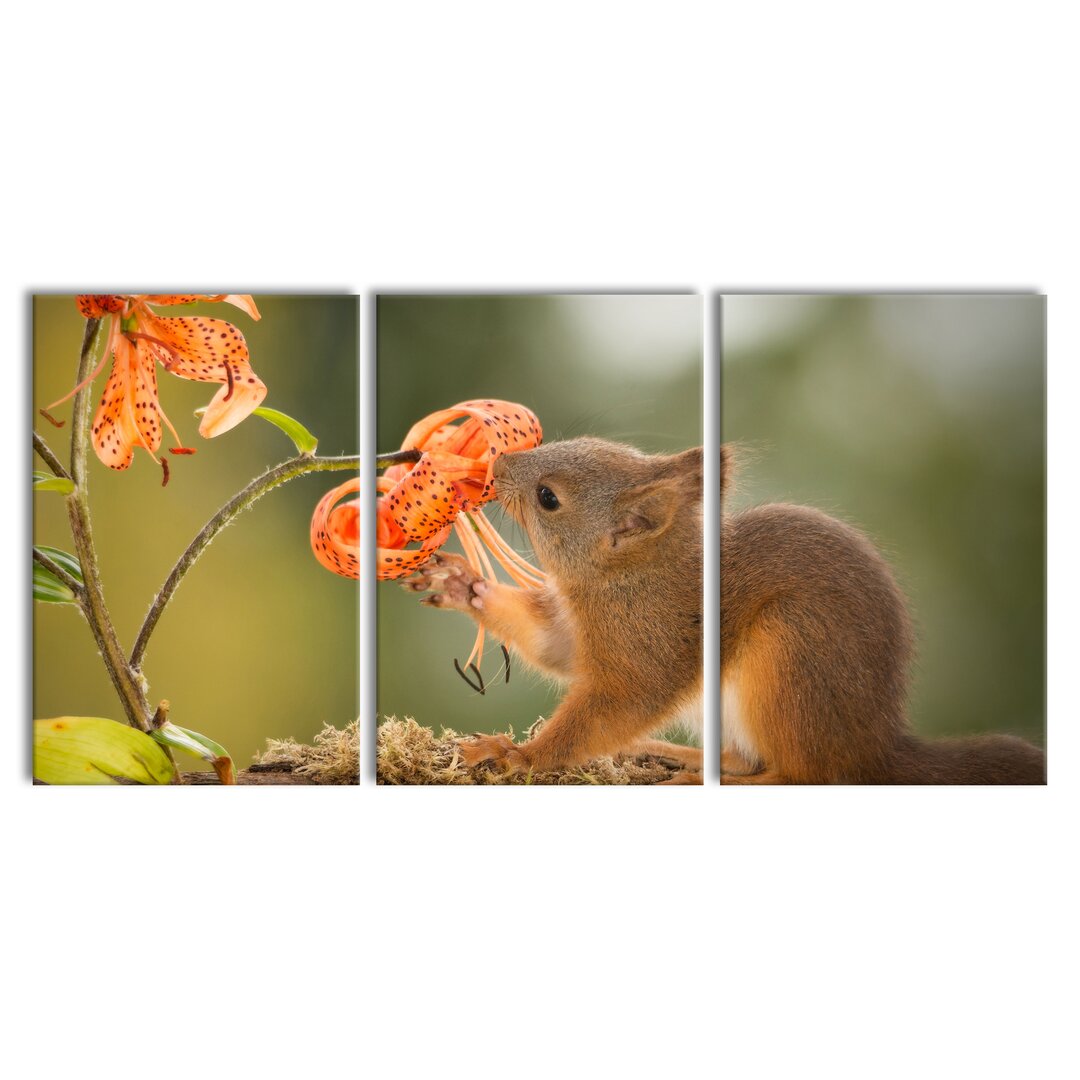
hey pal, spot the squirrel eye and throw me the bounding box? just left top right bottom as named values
left=536, top=485, right=560, bottom=511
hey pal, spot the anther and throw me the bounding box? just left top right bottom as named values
left=39, top=409, right=65, bottom=428
left=453, top=658, right=485, bottom=695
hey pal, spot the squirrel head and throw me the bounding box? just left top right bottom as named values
left=494, top=437, right=702, bottom=578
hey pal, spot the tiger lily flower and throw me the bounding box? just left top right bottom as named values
left=382, top=400, right=546, bottom=673
left=312, top=400, right=546, bottom=674
left=45, top=294, right=265, bottom=473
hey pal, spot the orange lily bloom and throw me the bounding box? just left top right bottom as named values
left=47, top=294, right=265, bottom=472
left=312, top=400, right=544, bottom=584
left=385, top=400, right=546, bottom=674
left=312, top=400, right=546, bottom=673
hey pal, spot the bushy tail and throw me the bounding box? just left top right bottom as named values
left=888, top=733, right=1045, bottom=785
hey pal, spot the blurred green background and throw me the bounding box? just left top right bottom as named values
left=722, top=295, right=1045, bottom=746
left=33, top=295, right=359, bottom=771
left=377, top=294, right=702, bottom=736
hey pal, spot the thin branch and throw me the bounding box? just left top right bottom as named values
left=376, top=449, right=422, bottom=468
left=33, top=546, right=86, bottom=599
left=33, top=431, right=72, bottom=480
left=130, top=453, right=360, bottom=670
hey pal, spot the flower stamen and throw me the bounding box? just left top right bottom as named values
left=150, top=390, right=197, bottom=456
left=453, top=658, right=486, bottom=695
left=125, top=331, right=184, bottom=371
left=44, top=322, right=119, bottom=411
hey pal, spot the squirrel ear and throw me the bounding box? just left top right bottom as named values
left=665, top=446, right=703, bottom=495
left=610, top=478, right=682, bottom=549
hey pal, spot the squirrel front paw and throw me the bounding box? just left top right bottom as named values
left=456, top=733, right=530, bottom=775
left=402, top=552, right=481, bottom=612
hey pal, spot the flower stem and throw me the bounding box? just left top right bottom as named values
left=65, top=319, right=154, bottom=731
left=129, top=452, right=359, bottom=671
left=376, top=449, right=421, bottom=468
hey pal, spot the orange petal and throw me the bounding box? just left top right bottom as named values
left=76, top=295, right=124, bottom=318
left=220, top=294, right=261, bottom=320
left=385, top=456, right=463, bottom=543
left=91, top=337, right=162, bottom=470
left=135, top=313, right=251, bottom=381
left=133, top=312, right=267, bottom=437
left=311, top=477, right=360, bottom=579
left=197, top=373, right=268, bottom=437
left=377, top=523, right=451, bottom=581
left=139, top=294, right=260, bottom=320
left=139, top=295, right=208, bottom=307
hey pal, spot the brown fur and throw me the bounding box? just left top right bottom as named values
left=720, top=445, right=1045, bottom=785
left=408, top=437, right=703, bottom=781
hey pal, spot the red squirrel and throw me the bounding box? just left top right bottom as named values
left=720, top=445, right=1045, bottom=784
left=407, top=437, right=704, bottom=782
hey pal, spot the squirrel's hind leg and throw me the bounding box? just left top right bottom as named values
left=625, top=738, right=703, bottom=772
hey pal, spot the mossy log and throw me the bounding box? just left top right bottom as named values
left=186, top=720, right=360, bottom=785
left=377, top=716, right=691, bottom=785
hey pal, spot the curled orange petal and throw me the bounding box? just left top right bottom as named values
left=139, top=294, right=261, bottom=320
left=311, top=477, right=360, bottom=579
left=386, top=455, right=465, bottom=543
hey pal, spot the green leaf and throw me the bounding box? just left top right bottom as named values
left=33, top=564, right=76, bottom=604
left=151, top=721, right=236, bottom=785
left=33, top=547, right=83, bottom=605
left=34, top=717, right=175, bottom=785
left=33, top=472, right=75, bottom=495
left=194, top=405, right=318, bottom=453
left=251, top=407, right=319, bottom=454
left=37, top=546, right=84, bottom=584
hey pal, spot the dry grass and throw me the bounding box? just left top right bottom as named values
left=255, top=720, right=359, bottom=784
left=377, top=716, right=683, bottom=785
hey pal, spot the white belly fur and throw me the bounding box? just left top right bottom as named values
left=721, top=679, right=760, bottom=762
